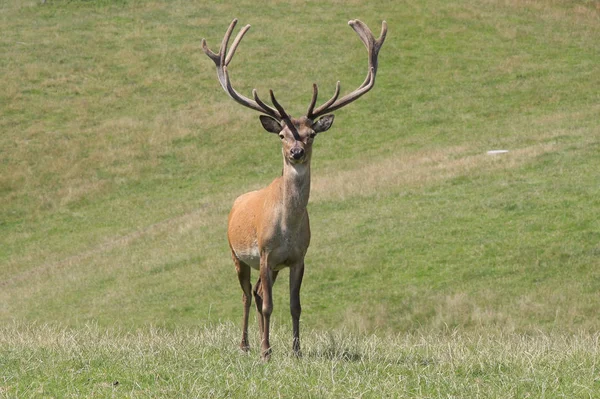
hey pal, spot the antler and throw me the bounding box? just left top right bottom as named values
left=202, top=19, right=387, bottom=125
left=201, top=19, right=285, bottom=121
left=306, top=20, right=387, bottom=120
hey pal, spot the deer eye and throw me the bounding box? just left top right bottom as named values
left=309, top=132, right=317, bottom=138
left=279, top=134, right=284, bottom=139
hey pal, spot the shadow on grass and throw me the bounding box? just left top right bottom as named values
left=304, top=331, right=438, bottom=367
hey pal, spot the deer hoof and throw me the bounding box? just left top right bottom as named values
left=240, top=343, right=250, bottom=353
left=261, top=347, right=272, bottom=362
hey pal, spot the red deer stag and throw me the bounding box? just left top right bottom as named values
left=202, top=18, right=386, bottom=360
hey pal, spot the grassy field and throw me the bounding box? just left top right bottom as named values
left=2, top=323, right=600, bottom=398
left=1, top=0, right=600, bottom=396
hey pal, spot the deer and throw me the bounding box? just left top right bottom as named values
left=202, top=18, right=386, bottom=361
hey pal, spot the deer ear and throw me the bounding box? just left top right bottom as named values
left=259, top=115, right=282, bottom=134
left=313, top=114, right=335, bottom=133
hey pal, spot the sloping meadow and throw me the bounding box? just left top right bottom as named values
left=1, top=1, right=600, bottom=393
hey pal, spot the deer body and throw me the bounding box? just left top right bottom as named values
left=202, top=19, right=386, bottom=360
left=228, top=159, right=311, bottom=271
left=227, top=117, right=329, bottom=359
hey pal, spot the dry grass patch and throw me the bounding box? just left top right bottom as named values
left=312, top=140, right=559, bottom=202
left=0, top=197, right=227, bottom=289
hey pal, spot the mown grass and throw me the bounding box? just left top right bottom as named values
left=1, top=0, right=600, bottom=396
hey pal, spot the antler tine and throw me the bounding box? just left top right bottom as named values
left=201, top=38, right=218, bottom=63
left=270, top=90, right=300, bottom=139
left=218, top=18, right=238, bottom=67
left=307, top=81, right=342, bottom=119
left=253, top=89, right=280, bottom=118
left=225, top=22, right=251, bottom=66
left=314, top=69, right=374, bottom=116
left=309, top=81, right=341, bottom=119
left=306, top=84, right=318, bottom=118
left=351, top=19, right=387, bottom=89
left=269, top=90, right=290, bottom=120
left=308, top=20, right=387, bottom=119
left=202, top=19, right=284, bottom=120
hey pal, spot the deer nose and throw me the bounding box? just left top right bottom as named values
left=290, top=147, right=305, bottom=160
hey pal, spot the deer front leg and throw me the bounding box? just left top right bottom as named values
left=253, top=276, right=264, bottom=336
left=289, top=261, right=304, bottom=357
left=259, top=255, right=275, bottom=361
left=253, top=271, right=279, bottom=338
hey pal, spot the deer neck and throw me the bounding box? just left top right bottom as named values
left=280, top=158, right=311, bottom=225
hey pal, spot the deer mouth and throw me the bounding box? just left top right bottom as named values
left=288, top=155, right=307, bottom=164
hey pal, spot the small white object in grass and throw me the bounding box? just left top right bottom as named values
left=487, top=150, right=509, bottom=155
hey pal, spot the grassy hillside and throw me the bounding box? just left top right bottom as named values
left=1, top=0, right=600, bottom=394
left=2, top=0, right=600, bottom=330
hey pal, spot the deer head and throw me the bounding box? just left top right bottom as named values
left=201, top=18, right=387, bottom=165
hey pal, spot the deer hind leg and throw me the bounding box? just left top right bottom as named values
left=233, top=253, right=252, bottom=352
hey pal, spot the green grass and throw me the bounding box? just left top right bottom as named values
left=2, top=323, right=600, bottom=398
left=1, top=0, right=600, bottom=396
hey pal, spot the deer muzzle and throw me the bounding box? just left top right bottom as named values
left=290, top=147, right=305, bottom=161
